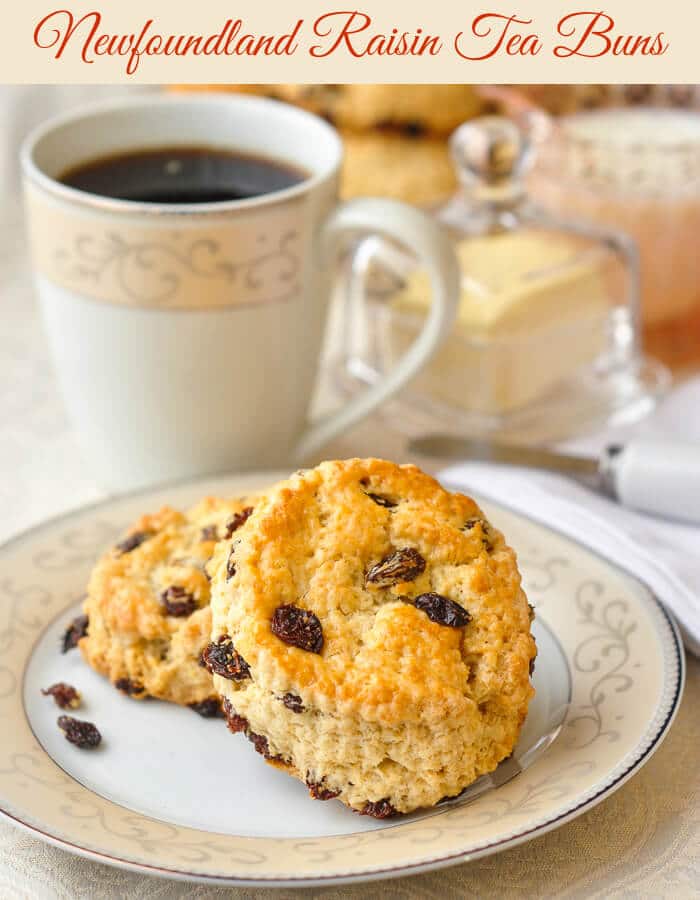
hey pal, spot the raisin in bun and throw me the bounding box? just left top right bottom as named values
left=206, top=459, right=536, bottom=816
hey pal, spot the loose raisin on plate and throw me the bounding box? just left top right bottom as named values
left=224, top=507, right=254, bottom=538
left=306, top=775, right=341, bottom=800
left=271, top=605, right=324, bottom=654
left=281, top=692, right=305, bottom=714
left=200, top=525, right=218, bottom=542
left=361, top=798, right=397, bottom=818
left=407, top=592, right=471, bottom=628
left=201, top=636, right=251, bottom=680
left=366, top=547, right=426, bottom=587
left=115, top=530, right=151, bottom=555
left=42, top=682, right=81, bottom=709
left=161, top=585, right=197, bottom=617
left=188, top=698, right=224, bottom=718
left=222, top=698, right=249, bottom=734
left=61, top=614, right=88, bottom=653
left=57, top=715, right=101, bottom=749
left=114, top=677, right=145, bottom=696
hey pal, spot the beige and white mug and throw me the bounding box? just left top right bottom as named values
left=21, top=93, right=459, bottom=491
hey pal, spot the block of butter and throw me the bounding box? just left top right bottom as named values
left=388, top=228, right=610, bottom=414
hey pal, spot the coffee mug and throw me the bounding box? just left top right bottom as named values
left=21, top=93, right=459, bottom=491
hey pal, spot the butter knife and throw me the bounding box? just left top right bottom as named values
left=409, top=435, right=700, bottom=525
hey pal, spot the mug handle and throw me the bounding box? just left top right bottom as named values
left=293, top=197, right=460, bottom=462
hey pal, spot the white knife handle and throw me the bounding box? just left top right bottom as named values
left=606, top=438, right=700, bottom=525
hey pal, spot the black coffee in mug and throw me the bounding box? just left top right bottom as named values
left=59, top=146, right=306, bottom=204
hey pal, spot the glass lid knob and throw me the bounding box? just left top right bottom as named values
left=449, top=115, right=536, bottom=201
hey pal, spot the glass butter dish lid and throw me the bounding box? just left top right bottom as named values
left=334, top=115, right=669, bottom=443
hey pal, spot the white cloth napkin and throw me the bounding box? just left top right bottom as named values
left=438, top=377, right=700, bottom=656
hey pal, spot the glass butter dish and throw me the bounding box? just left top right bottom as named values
left=335, top=116, right=669, bottom=443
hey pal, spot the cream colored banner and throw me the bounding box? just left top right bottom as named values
left=0, top=0, right=696, bottom=83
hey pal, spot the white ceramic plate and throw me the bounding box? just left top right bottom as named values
left=0, top=472, right=684, bottom=887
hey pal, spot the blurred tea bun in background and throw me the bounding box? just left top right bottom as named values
left=180, top=84, right=484, bottom=134
left=176, top=84, right=491, bottom=204
left=338, top=130, right=456, bottom=205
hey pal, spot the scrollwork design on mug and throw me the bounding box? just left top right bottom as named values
left=567, top=580, right=637, bottom=748
left=55, top=229, right=301, bottom=306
